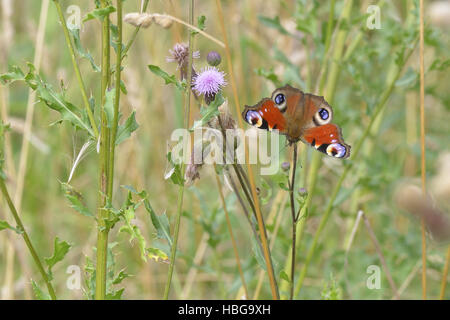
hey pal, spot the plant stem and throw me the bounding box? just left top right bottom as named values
left=163, top=0, right=194, bottom=299
left=288, top=143, right=299, bottom=300
left=215, top=0, right=279, bottom=299
left=107, top=0, right=122, bottom=198
left=0, top=178, right=57, bottom=300
left=95, top=0, right=112, bottom=300
left=121, top=0, right=150, bottom=60
left=214, top=170, right=249, bottom=299
left=53, top=0, right=98, bottom=139
left=294, top=38, right=418, bottom=297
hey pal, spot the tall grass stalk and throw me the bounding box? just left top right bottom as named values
left=440, top=248, right=450, bottom=299
left=295, top=37, right=419, bottom=297
left=215, top=0, right=279, bottom=299
left=214, top=171, right=249, bottom=299
left=163, top=0, right=194, bottom=300
left=418, top=0, right=427, bottom=300
left=3, top=0, right=49, bottom=299
left=0, top=179, right=57, bottom=299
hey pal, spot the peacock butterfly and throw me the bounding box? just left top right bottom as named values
left=242, top=85, right=351, bottom=158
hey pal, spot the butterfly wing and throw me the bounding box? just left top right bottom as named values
left=242, top=98, right=287, bottom=133
left=242, top=85, right=351, bottom=159
left=301, top=123, right=351, bottom=158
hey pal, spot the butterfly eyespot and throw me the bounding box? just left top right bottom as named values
left=318, top=108, right=329, bottom=120
left=275, top=94, right=285, bottom=105
left=245, top=110, right=263, bottom=128
left=272, top=92, right=287, bottom=112
left=313, top=106, right=332, bottom=125
left=326, top=143, right=347, bottom=158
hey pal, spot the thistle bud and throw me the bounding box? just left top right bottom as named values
left=298, top=187, right=307, bottom=197
left=207, top=51, right=222, bottom=66
left=281, top=162, right=290, bottom=172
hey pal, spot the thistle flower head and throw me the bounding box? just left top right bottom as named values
left=193, top=66, right=227, bottom=98
left=166, top=43, right=200, bottom=69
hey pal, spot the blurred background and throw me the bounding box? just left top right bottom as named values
left=0, top=0, right=449, bottom=299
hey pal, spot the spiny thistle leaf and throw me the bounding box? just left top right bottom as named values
left=45, top=237, right=72, bottom=278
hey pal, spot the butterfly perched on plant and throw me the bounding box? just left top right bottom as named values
left=242, top=85, right=350, bottom=158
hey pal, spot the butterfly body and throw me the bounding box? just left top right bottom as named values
left=242, top=85, right=350, bottom=158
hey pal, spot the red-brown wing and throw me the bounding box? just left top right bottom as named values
left=301, top=124, right=351, bottom=158
left=242, top=98, right=287, bottom=133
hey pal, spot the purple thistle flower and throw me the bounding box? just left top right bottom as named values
left=193, top=66, right=227, bottom=99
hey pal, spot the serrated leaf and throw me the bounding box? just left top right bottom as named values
left=68, top=27, right=100, bottom=72
left=45, top=237, right=72, bottom=274
left=147, top=65, right=185, bottom=90
left=61, top=183, right=94, bottom=218
left=3, top=64, right=95, bottom=136
left=112, top=269, right=130, bottom=285
left=190, top=93, right=225, bottom=131
left=144, top=200, right=173, bottom=247
left=118, top=200, right=148, bottom=261
left=115, top=111, right=139, bottom=145
left=83, top=6, right=116, bottom=22
left=0, top=65, right=25, bottom=84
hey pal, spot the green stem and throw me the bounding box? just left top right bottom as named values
left=121, top=0, right=150, bottom=60
left=294, top=39, right=418, bottom=297
left=52, top=0, right=98, bottom=139
left=95, top=0, right=112, bottom=300
left=107, top=0, right=122, bottom=197
left=0, top=179, right=57, bottom=300
left=163, top=0, right=194, bottom=300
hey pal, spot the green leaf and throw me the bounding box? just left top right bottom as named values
left=147, top=65, right=185, bottom=91
left=254, top=67, right=282, bottom=87
left=251, top=236, right=266, bottom=271
left=0, top=65, right=25, bottom=84
left=5, top=63, right=95, bottom=136
left=31, top=280, right=51, bottom=300
left=147, top=247, right=169, bottom=263
left=0, top=220, right=21, bottom=234
left=190, top=93, right=225, bottom=131
left=61, top=183, right=94, bottom=218
left=144, top=200, right=173, bottom=247
left=106, top=288, right=124, bottom=300
left=112, top=269, right=130, bottom=285
left=164, top=151, right=184, bottom=186
left=45, top=237, right=72, bottom=276
left=258, top=15, right=290, bottom=35
left=118, top=195, right=148, bottom=261
left=68, top=27, right=100, bottom=72
left=192, top=15, right=206, bottom=35
left=83, top=6, right=116, bottom=22
left=280, top=270, right=291, bottom=283
left=115, top=111, right=139, bottom=145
